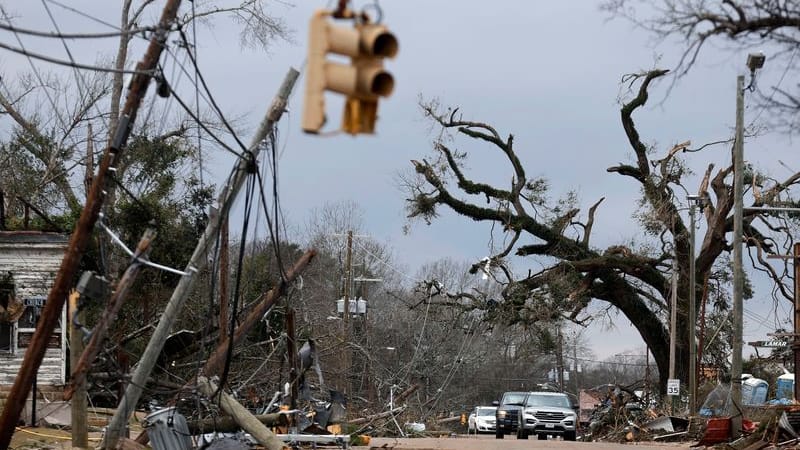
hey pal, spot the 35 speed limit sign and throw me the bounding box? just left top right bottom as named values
left=667, top=379, right=680, bottom=396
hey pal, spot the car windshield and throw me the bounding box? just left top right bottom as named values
left=524, top=394, right=571, bottom=408
left=476, top=408, right=495, bottom=416
left=502, top=393, right=527, bottom=405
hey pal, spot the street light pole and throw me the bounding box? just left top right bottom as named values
left=731, top=55, right=766, bottom=438
left=688, top=195, right=700, bottom=416
left=669, top=226, right=678, bottom=414
left=731, top=73, right=745, bottom=440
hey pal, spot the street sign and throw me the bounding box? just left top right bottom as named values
left=749, top=340, right=788, bottom=348
left=22, top=297, right=45, bottom=307
left=667, top=378, right=680, bottom=396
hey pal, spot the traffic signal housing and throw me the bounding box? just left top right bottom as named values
left=302, top=10, right=398, bottom=135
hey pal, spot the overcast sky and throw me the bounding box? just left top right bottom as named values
left=1, top=1, right=796, bottom=361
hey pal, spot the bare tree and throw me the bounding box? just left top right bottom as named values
left=402, top=71, right=800, bottom=391
left=602, top=0, right=800, bottom=132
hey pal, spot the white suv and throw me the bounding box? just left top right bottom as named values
left=516, top=392, right=577, bottom=441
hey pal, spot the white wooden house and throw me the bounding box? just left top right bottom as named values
left=0, top=232, right=68, bottom=387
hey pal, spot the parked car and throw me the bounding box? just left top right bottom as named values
left=493, top=391, right=527, bottom=439
left=516, top=391, right=577, bottom=441
left=468, top=406, right=497, bottom=433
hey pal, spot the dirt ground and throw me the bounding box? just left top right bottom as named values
left=9, top=426, right=103, bottom=449
left=355, top=435, right=695, bottom=449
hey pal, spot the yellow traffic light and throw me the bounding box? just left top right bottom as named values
left=302, top=10, right=398, bottom=135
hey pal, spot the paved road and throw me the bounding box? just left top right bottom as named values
left=354, top=434, right=694, bottom=449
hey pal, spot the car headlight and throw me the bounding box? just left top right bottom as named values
left=497, top=411, right=507, bottom=417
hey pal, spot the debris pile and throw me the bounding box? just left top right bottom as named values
left=581, top=384, right=691, bottom=443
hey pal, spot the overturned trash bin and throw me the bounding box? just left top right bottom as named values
left=145, top=407, right=193, bottom=450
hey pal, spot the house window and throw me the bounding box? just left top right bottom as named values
left=0, top=272, right=16, bottom=353
left=18, top=306, right=38, bottom=328
left=0, top=322, right=11, bottom=352
left=15, top=302, right=61, bottom=349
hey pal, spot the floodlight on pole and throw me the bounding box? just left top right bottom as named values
left=746, top=52, right=766, bottom=72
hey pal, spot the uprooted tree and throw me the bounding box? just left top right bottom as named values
left=403, top=69, right=800, bottom=392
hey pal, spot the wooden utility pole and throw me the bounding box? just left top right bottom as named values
left=71, top=122, right=93, bottom=449
left=573, top=341, right=579, bottom=396
left=794, top=243, right=800, bottom=401
left=201, top=250, right=315, bottom=378
left=219, top=219, right=229, bottom=345
left=688, top=197, right=698, bottom=415
left=669, top=231, right=678, bottom=413
left=644, top=346, right=650, bottom=404
left=0, top=2, right=182, bottom=447
left=342, top=230, right=353, bottom=396
left=134, top=250, right=316, bottom=446
left=104, top=67, right=300, bottom=449
left=64, top=229, right=156, bottom=400
left=556, top=326, right=564, bottom=391
left=69, top=292, right=88, bottom=449
left=84, top=123, right=94, bottom=194
left=287, top=308, right=298, bottom=412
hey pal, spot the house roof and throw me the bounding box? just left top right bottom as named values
left=0, top=231, right=69, bottom=245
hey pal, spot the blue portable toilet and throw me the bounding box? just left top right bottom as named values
left=741, top=376, right=769, bottom=405
left=776, top=373, right=794, bottom=401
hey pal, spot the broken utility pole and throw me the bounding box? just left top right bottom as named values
left=134, top=249, right=317, bottom=446
left=103, top=67, right=300, bottom=449
left=64, top=228, right=157, bottom=400
left=197, top=376, right=288, bottom=450
left=202, top=249, right=316, bottom=378
left=0, top=1, right=183, bottom=447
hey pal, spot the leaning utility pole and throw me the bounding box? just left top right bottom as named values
left=103, top=67, right=300, bottom=449
left=64, top=229, right=157, bottom=400
left=0, top=2, right=182, bottom=447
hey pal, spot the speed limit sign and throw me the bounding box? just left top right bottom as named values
left=667, top=379, right=680, bottom=396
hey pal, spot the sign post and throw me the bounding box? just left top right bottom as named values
left=667, top=379, right=680, bottom=396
